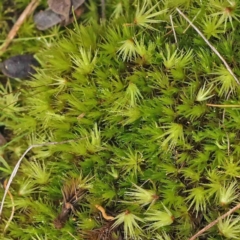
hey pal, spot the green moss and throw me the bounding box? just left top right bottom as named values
left=2, top=0, right=240, bottom=239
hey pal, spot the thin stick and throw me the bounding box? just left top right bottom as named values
left=3, top=179, right=15, bottom=233
left=176, top=8, right=240, bottom=85
left=206, top=103, right=240, bottom=108
left=67, top=231, right=78, bottom=240
left=0, top=0, right=40, bottom=55
left=189, top=202, right=240, bottom=240
left=226, top=132, right=230, bottom=156
left=170, top=15, right=178, bottom=46
left=0, top=137, right=87, bottom=216
left=183, top=10, right=201, bottom=33
left=101, top=0, right=106, bottom=20
left=0, top=33, right=58, bottom=43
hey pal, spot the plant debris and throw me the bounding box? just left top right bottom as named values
left=34, top=0, right=85, bottom=30
left=2, top=1, right=240, bottom=239
left=81, top=221, right=123, bottom=240
left=53, top=178, right=86, bottom=229
left=48, top=0, right=72, bottom=23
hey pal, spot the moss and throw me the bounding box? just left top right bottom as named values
left=2, top=0, right=240, bottom=239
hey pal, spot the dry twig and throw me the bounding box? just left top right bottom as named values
left=170, top=15, right=178, bottom=46
left=176, top=7, right=240, bottom=239
left=0, top=0, right=40, bottom=55
left=183, top=10, right=200, bottom=33
left=101, top=0, right=106, bottom=20
left=189, top=202, right=240, bottom=240
left=176, top=8, right=240, bottom=85
left=206, top=103, right=240, bottom=108
left=3, top=179, right=15, bottom=234
left=67, top=231, right=78, bottom=240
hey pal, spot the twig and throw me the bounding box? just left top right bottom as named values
left=67, top=231, right=78, bottom=240
left=3, top=179, right=15, bottom=233
left=183, top=10, right=201, bottom=33
left=189, top=202, right=240, bottom=240
left=0, top=33, right=58, bottom=43
left=0, top=0, right=40, bottom=55
left=170, top=15, right=178, bottom=46
left=101, top=0, right=106, bottom=20
left=0, top=137, right=88, bottom=217
left=206, top=103, right=240, bottom=108
left=176, top=8, right=240, bottom=85
left=226, top=132, right=230, bottom=156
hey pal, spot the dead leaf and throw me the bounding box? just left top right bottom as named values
left=47, top=0, right=71, bottom=22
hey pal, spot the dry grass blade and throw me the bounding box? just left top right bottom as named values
left=189, top=202, right=240, bottom=240
left=176, top=8, right=240, bottom=85
left=3, top=179, right=15, bottom=234
left=206, top=103, right=240, bottom=108
left=81, top=221, right=123, bottom=240
left=170, top=14, right=178, bottom=46
left=0, top=0, right=40, bottom=55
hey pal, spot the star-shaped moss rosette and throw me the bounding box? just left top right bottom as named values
left=1, top=0, right=240, bottom=239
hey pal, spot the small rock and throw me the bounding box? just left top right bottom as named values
left=34, top=0, right=85, bottom=30
left=0, top=54, right=40, bottom=79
